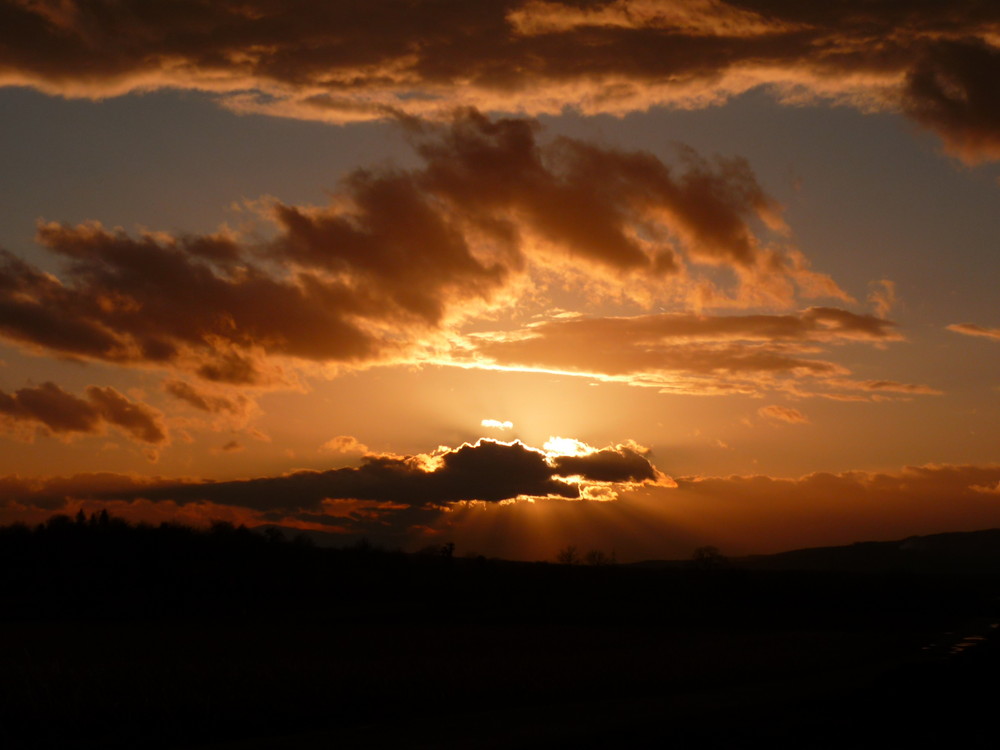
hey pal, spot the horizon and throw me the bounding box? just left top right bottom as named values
left=0, top=1, right=998, bottom=562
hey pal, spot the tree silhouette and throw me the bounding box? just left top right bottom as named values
left=691, top=545, right=728, bottom=569
left=584, top=549, right=615, bottom=566
left=555, top=544, right=580, bottom=565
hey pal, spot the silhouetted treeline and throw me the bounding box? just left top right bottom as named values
left=1, top=512, right=995, bottom=629
left=3, top=514, right=1000, bottom=749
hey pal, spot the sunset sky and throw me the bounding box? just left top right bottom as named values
left=0, top=0, right=998, bottom=560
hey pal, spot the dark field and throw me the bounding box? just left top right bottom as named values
left=2, top=516, right=999, bottom=748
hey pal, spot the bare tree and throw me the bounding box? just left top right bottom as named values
left=584, top=549, right=613, bottom=566
left=556, top=544, right=580, bottom=565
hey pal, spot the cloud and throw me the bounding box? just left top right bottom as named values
left=117, top=440, right=583, bottom=511
left=758, top=404, right=808, bottom=424
left=507, top=0, right=803, bottom=38
left=832, top=380, right=943, bottom=396
left=947, top=322, right=1000, bottom=341
left=0, top=381, right=166, bottom=444
left=550, top=444, right=659, bottom=482
left=867, top=279, right=897, bottom=319
left=164, top=380, right=252, bottom=415
left=320, top=435, right=370, bottom=454
left=481, top=419, right=514, bottom=430
left=458, top=306, right=918, bottom=397
left=902, top=39, right=1000, bottom=164
left=0, top=111, right=846, bottom=390
left=971, top=481, right=1000, bottom=495
left=3, top=2, right=1000, bottom=160
left=0, top=438, right=662, bottom=522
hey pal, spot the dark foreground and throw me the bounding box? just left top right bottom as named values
left=2, top=517, right=999, bottom=748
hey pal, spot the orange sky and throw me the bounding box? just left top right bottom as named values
left=0, top=1, right=998, bottom=560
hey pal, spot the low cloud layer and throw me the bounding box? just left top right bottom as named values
left=0, top=381, right=166, bottom=444
left=2, top=1, right=1000, bottom=161
left=0, top=438, right=662, bottom=518
left=4, top=460, right=1000, bottom=562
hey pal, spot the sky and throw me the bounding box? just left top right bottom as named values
left=0, top=0, right=998, bottom=561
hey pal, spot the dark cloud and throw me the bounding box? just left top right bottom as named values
left=2, top=1, right=1000, bottom=160
left=902, top=39, right=1000, bottom=164
left=0, top=381, right=166, bottom=443
left=409, top=112, right=784, bottom=272
left=551, top=445, right=658, bottom=483
left=4, top=439, right=660, bottom=515
left=85, top=386, right=168, bottom=444
left=111, top=440, right=581, bottom=511
left=164, top=379, right=251, bottom=415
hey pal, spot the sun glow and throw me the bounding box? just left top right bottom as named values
left=481, top=418, right=514, bottom=430
left=543, top=436, right=597, bottom=457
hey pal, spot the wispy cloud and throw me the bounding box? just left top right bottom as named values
left=758, top=404, right=808, bottom=424
left=947, top=322, right=1000, bottom=341
left=451, top=307, right=931, bottom=399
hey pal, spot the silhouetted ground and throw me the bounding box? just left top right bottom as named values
left=2, top=515, right=999, bottom=748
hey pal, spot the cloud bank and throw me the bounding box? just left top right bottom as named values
left=3, top=1, right=1000, bottom=161
left=0, top=438, right=664, bottom=523
left=4, top=459, right=1000, bottom=562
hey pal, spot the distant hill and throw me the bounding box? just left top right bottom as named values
left=634, top=528, right=1000, bottom=575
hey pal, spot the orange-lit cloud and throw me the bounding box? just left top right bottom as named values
left=828, top=379, right=943, bottom=396
left=320, top=435, right=370, bottom=455
left=164, top=379, right=252, bottom=416
left=455, top=307, right=926, bottom=398
left=3, top=2, right=1000, bottom=161
left=867, top=279, right=897, bottom=319
left=947, top=322, right=1000, bottom=341
left=758, top=404, right=808, bottom=424
left=0, top=381, right=166, bottom=444
left=507, top=0, right=803, bottom=38
left=666, top=464, right=1000, bottom=554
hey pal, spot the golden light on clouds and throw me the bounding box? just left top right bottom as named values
left=543, top=436, right=597, bottom=457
